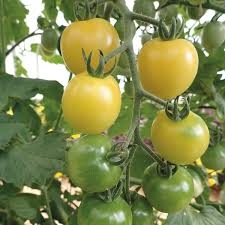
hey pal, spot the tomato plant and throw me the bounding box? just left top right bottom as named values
left=151, top=110, right=210, bottom=164
left=77, top=195, right=132, bottom=225
left=132, top=194, right=154, bottom=225
left=137, top=38, right=199, bottom=99
left=60, top=18, right=120, bottom=74
left=201, top=144, right=225, bottom=170
left=142, top=163, right=194, bottom=213
left=62, top=71, right=121, bottom=134
left=201, top=21, right=225, bottom=52
left=66, top=135, right=122, bottom=193
left=159, top=5, right=178, bottom=23
left=187, top=6, right=206, bottom=20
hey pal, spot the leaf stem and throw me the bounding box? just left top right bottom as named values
left=42, top=186, right=55, bottom=225
left=0, top=0, right=6, bottom=73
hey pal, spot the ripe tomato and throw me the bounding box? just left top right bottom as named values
left=151, top=110, right=210, bottom=165
left=77, top=195, right=132, bottom=225
left=201, top=144, right=225, bottom=170
left=62, top=71, right=121, bottom=134
left=201, top=21, right=225, bottom=52
left=142, top=163, right=194, bottom=213
left=66, top=135, right=122, bottom=193
left=60, top=18, right=120, bottom=74
left=132, top=195, right=154, bottom=225
left=137, top=38, right=199, bottom=100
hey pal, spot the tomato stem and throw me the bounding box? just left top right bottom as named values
left=103, top=2, right=114, bottom=21
left=0, top=0, right=6, bottom=74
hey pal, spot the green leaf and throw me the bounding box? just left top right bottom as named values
left=14, top=56, right=28, bottom=77
left=0, top=132, right=66, bottom=187
left=59, top=0, right=75, bottom=22
left=4, top=0, right=29, bottom=46
left=30, top=43, right=64, bottom=64
left=8, top=193, right=41, bottom=220
left=165, top=205, right=225, bottom=225
left=0, top=123, right=29, bottom=151
left=108, top=94, right=133, bottom=137
left=43, top=0, right=58, bottom=21
left=0, top=74, right=63, bottom=110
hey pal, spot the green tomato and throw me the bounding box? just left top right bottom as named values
left=188, top=0, right=206, bottom=6
left=114, top=18, right=136, bottom=41
left=66, top=135, right=122, bottom=193
left=77, top=195, right=132, bottom=225
left=187, top=166, right=205, bottom=198
left=132, top=195, right=154, bottom=225
left=201, top=21, right=225, bottom=52
left=133, top=0, right=156, bottom=26
left=124, top=80, right=134, bottom=98
left=142, top=163, right=194, bottom=213
left=201, top=144, right=225, bottom=170
left=187, top=6, right=206, bottom=20
left=159, top=5, right=178, bottom=23
left=41, top=28, right=58, bottom=51
left=130, top=146, right=154, bottom=180
left=118, top=52, right=129, bottom=69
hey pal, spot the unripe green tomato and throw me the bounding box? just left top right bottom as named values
left=187, top=6, right=206, bottom=20
left=41, top=28, right=58, bottom=51
left=159, top=5, right=178, bottom=23
left=118, top=52, right=129, bottom=69
left=133, top=0, right=156, bottom=26
left=201, top=21, right=225, bottom=52
left=114, top=18, right=136, bottom=41
left=124, top=80, right=134, bottom=98
left=40, top=44, right=55, bottom=57
left=188, top=0, right=206, bottom=6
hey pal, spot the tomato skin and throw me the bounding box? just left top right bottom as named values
left=132, top=195, right=154, bottom=225
left=151, top=110, right=210, bottom=165
left=77, top=195, right=132, bottom=225
left=66, top=135, right=122, bottom=193
left=137, top=39, right=199, bottom=100
left=201, top=21, right=225, bottom=52
left=187, top=6, right=206, bottom=20
left=41, top=28, right=58, bottom=51
left=60, top=18, right=120, bottom=74
left=159, top=5, right=178, bottom=23
left=62, top=71, right=121, bottom=134
left=142, top=163, right=194, bottom=213
left=201, top=144, right=225, bottom=170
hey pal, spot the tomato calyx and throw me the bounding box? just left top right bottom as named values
left=165, top=96, right=190, bottom=121
left=156, top=162, right=178, bottom=178
left=158, top=17, right=184, bottom=41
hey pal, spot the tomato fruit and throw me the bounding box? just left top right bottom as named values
left=151, top=110, right=210, bottom=165
left=142, top=163, right=194, bottom=213
left=137, top=38, right=199, bottom=100
left=201, top=144, right=225, bottom=170
left=159, top=5, right=178, bottom=23
left=187, top=166, right=205, bottom=197
left=133, top=0, right=156, bottom=26
left=66, top=135, right=122, bottom=193
left=41, top=28, right=58, bottom=51
left=77, top=195, right=132, bottom=225
left=187, top=6, right=206, bottom=20
left=60, top=18, right=120, bottom=74
left=201, top=21, right=225, bottom=52
left=130, top=146, right=154, bottom=180
left=62, top=71, right=121, bottom=134
left=132, top=195, right=154, bottom=225
left=188, top=0, right=206, bottom=6
left=124, top=80, right=134, bottom=98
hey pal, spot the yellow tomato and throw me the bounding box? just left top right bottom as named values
left=137, top=38, right=199, bottom=100
left=60, top=18, right=120, bottom=74
left=61, top=72, right=121, bottom=134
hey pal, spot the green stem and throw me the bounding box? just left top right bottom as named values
left=130, top=12, right=159, bottom=26
left=103, top=2, right=114, bottom=20
left=0, top=0, right=5, bottom=73
left=6, top=31, right=41, bottom=56
left=53, top=72, right=73, bottom=131
left=190, top=203, right=204, bottom=211
left=42, top=186, right=55, bottom=225
left=129, top=176, right=142, bottom=185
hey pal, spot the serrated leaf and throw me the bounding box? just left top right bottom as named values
left=0, top=123, right=29, bottom=151
left=30, top=43, right=64, bottom=64
left=0, top=74, right=63, bottom=110
left=165, top=206, right=225, bottom=225
left=8, top=193, right=41, bottom=220
left=59, top=0, right=76, bottom=22
left=0, top=132, right=66, bottom=187
left=43, top=0, right=58, bottom=21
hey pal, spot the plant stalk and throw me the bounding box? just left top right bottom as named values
left=0, top=0, right=5, bottom=74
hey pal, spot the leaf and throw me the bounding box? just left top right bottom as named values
left=0, top=123, right=30, bottom=151
left=14, top=56, right=28, bottom=77
left=0, top=132, right=67, bottom=187
left=30, top=43, right=64, bottom=64
left=0, top=74, right=63, bottom=110
left=8, top=193, right=41, bottom=220
left=165, top=205, right=225, bottom=225
left=59, top=0, right=76, bottom=22
left=43, top=0, right=58, bottom=21
left=108, top=94, right=133, bottom=137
